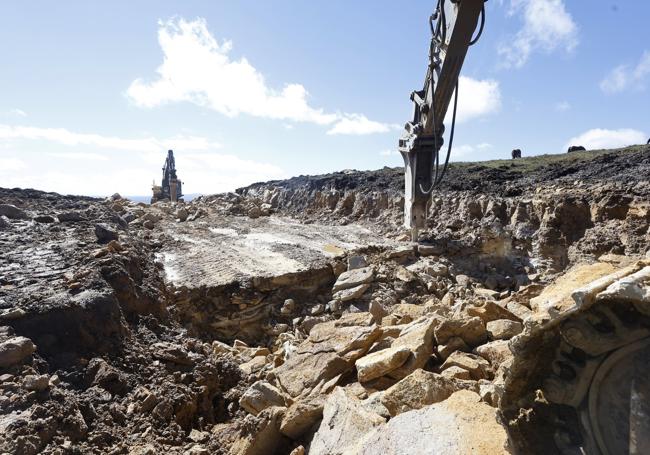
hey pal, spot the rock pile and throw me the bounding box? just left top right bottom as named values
left=2, top=145, right=650, bottom=454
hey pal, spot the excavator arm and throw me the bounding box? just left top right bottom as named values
left=399, top=0, right=486, bottom=239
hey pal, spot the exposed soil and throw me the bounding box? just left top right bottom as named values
left=1, top=145, right=649, bottom=454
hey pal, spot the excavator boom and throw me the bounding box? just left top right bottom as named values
left=400, top=0, right=486, bottom=239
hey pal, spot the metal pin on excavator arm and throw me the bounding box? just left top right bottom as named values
left=399, top=0, right=486, bottom=240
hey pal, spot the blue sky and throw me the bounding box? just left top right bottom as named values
left=1, top=0, right=649, bottom=196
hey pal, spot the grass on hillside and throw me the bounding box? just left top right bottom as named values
left=451, top=144, right=647, bottom=174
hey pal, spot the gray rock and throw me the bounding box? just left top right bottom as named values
left=385, top=245, right=415, bottom=260
left=57, top=211, right=85, bottom=222
left=437, top=336, right=469, bottom=360
left=152, top=342, right=193, bottom=365
left=486, top=319, right=523, bottom=340
left=281, top=299, right=296, bottom=315
left=326, top=300, right=341, bottom=313
left=309, top=387, right=385, bottom=455
left=176, top=207, right=189, bottom=222
left=280, top=398, right=324, bottom=439
left=239, top=381, right=287, bottom=416
left=435, top=316, right=487, bottom=347
left=356, top=346, right=411, bottom=382
left=368, top=300, right=388, bottom=323
left=0, top=336, right=36, bottom=368
left=0, top=308, right=26, bottom=321
left=299, top=316, right=329, bottom=334
left=380, top=369, right=477, bottom=416
left=441, top=351, right=492, bottom=380
left=455, top=274, right=472, bottom=287
left=122, top=212, right=136, bottom=223
left=356, top=390, right=511, bottom=454
left=0, top=204, right=29, bottom=220
left=23, top=374, right=49, bottom=392
left=310, top=304, right=325, bottom=316
left=425, top=263, right=449, bottom=278
left=332, top=267, right=374, bottom=293
left=0, top=216, right=8, bottom=230
left=333, top=283, right=370, bottom=302
left=94, top=223, right=119, bottom=244
left=248, top=206, right=262, bottom=219
left=347, top=255, right=368, bottom=271
left=475, top=340, right=513, bottom=367
left=34, top=215, right=56, bottom=223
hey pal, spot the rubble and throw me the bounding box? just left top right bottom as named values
left=1, top=144, right=649, bottom=453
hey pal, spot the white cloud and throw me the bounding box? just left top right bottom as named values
left=379, top=149, right=400, bottom=157
left=0, top=157, right=27, bottom=171
left=498, top=0, right=578, bottom=68
left=128, top=17, right=394, bottom=135
left=0, top=124, right=221, bottom=153
left=565, top=128, right=647, bottom=150
left=182, top=152, right=281, bottom=174
left=0, top=109, right=27, bottom=118
left=47, top=152, right=109, bottom=161
left=555, top=101, right=571, bottom=111
left=327, top=114, right=400, bottom=136
left=600, top=51, right=650, bottom=93
left=449, top=76, right=501, bottom=123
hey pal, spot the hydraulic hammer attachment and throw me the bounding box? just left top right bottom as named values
left=399, top=0, right=486, bottom=240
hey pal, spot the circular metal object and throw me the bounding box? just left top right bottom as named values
left=587, top=338, right=650, bottom=455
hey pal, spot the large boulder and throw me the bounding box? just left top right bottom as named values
left=354, top=390, right=512, bottom=454
left=486, top=319, right=523, bottom=340
left=467, top=301, right=520, bottom=324
left=0, top=204, right=29, bottom=220
left=94, top=223, right=119, bottom=244
left=355, top=346, right=411, bottom=382
left=0, top=336, right=36, bottom=368
left=275, top=321, right=382, bottom=397
left=280, top=397, right=324, bottom=440
left=57, top=211, right=85, bottom=222
left=434, top=316, right=487, bottom=347
left=308, top=322, right=383, bottom=363
left=309, top=388, right=385, bottom=455
left=240, top=381, right=287, bottom=416
left=380, top=369, right=476, bottom=416
left=228, top=407, right=285, bottom=455
left=332, top=267, right=374, bottom=293
left=387, top=317, right=438, bottom=379
left=333, top=284, right=370, bottom=302
left=441, top=351, right=492, bottom=380
left=475, top=340, right=513, bottom=367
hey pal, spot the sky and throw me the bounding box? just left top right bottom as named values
left=0, top=0, right=649, bottom=197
